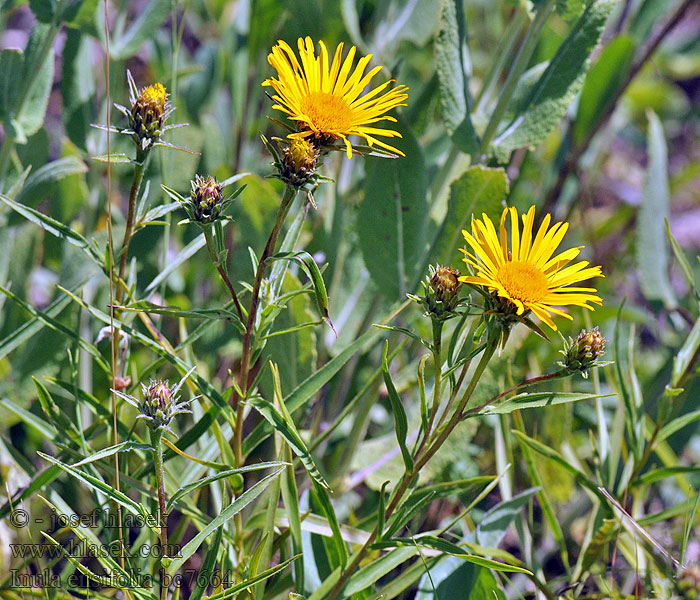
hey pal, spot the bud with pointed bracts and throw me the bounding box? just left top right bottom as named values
left=113, top=367, right=197, bottom=435
left=677, top=565, right=700, bottom=599
left=409, top=265, right=466, bottom=322
left=558, top=327, right=610, bottom=378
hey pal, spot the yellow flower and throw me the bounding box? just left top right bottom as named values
left=460, top=206, right=603, bottom=330
left=262, top=37, right=409, bottom=159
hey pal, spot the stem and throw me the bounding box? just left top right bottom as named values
left=150, top=428, right=168, bottom=600
left=327, top=337, right=499, bottom=600
left=478, top=0, right=556, bottom=159
left=234, top=185, right=297, bottom=462
left=419, top=336, right=499, bottom=469
left=115, top=150, right=148, bottom=307
left=203, top=226, right=244, bottom=322
left=425, top=319, right=444, bottom=439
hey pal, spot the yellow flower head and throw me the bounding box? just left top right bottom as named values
left=262, top=37, right=409, bottom=159
left=460, top=206, right=603, bottom=330
left=139, top=83, right=167, bottom=108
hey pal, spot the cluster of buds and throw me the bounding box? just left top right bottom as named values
left=558, top=327, right=610, bottom=378
left=113, top=368, right=196, bottom=435
left=410, top=265, right=465, bottom=322
left=677, top=566, right=700, bottom=599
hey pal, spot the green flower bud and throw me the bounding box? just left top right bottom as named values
left=677, top=565, right=700, bottom=599
left=190, top=175, right=224, bottom=224
left=131, top=83, right=168, bottom=145
left=410, top=265, right=465, bottom=322
left=280, top=138, right=320, bottom=188
left=558, top=327, right=608, bottom=378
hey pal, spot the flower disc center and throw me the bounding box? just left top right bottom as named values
left=299, top=91, right=353, bottom=134
left=496, top=261, right=549, bottom=304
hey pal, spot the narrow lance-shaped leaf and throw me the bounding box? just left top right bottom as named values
left=382, top=340, right=414, bottom=474
left=165, top=468, right=284, bottom=574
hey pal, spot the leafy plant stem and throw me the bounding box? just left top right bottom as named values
left=327, top=335, right=499, bottom=600
left=477, top=0, right=556, bottom=159
left=425, top=319, right=444, bottom=440
left=461, top=368, right=568, bottom=419
left=234, top=184, right=297, bottom=464
left=116, top=149, right=148, bottom=307
left=150, top=428, right=169, bottom=600
left=420, top=334, right=499, bottom=465
left=203, top=225, right=244, bottom=321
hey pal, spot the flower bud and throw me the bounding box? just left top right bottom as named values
left=280, top=138, right=320, bottom=187
left=678, top=565, right=700, bottom=599
left=137, top=379, right=191, bottom=433
left=410, top=264, right=464, bottom=322
left=190, top=175, right=224, bottom=223
left=558, top=327, right=608, bottom=378
left=131, top=83, right=168, bottom=147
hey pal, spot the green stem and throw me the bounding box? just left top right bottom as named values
left=420, top=335, right=499, bottom=467
left=477, top=0, right=556, bottom=159
left=150, top=428, right=168, bottom=600
left=425, top=319, right=444, bottom=439
left=327, top=336, right=499, bottom=600
left=115, top=150, right=148, bottom=307
left=231, top=185, right=296, bottom=555
left=203, top=225, right=244, bottom=322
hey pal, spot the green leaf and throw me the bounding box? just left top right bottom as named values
left=0, top=50, right=23, bottom=122
left=70, top=441, right=152, bottom=467
left=476, top=487, right=539, bottom=548
left=345, top=547, right=418, bottom=596
left=494, top=0, right=616, bottom=153
left=417, top=555, right=505, bottom=600
left=359, top=123, right=428, bottom=298
left=431, top=166, right=507, bottom=265
left=657, top=409, right=700, bottom=445
left=166, top=468, right=283, bottom=574
left=166, top=462, right=285, bottom=512
left=482, top=391, right=610, bottom=415
left=15, top=157, right=88, bottom=207
left=29, top=0, right=55, bottom=22
left=38, top=452, right=157, bottom=532
left=382, top=340, right=414, bottom=474
left=0, top=194, right=98, bottom=260
left=671, top=316, right=700, bottom=389
left=268, top=251, right=330, bottom=322
left=144, top=234, right=207, bottom=294
left=632, top=466, right=700, bottom=487
left=248, top=396, right=329, bottom=490
left=512, top=430, right=610, bottom=506
left=203, top=555, right=299, bottom=600
left=189, top=526, right=223, bottom=600
left=92, top=153, right=132, bottom=164
left=666, top=219, right=698, bottom=298
left=242, top=301, right=409, bottom=455
left=384, top=477, right=495, bottom=540
left=435, top=0, right=479, bottom=153
left=637, top=110, right=675, bottom=307
left=110, top=0, right=171, bottom=59
left=573, top=34, right=636, bottom=145
left=120, top=301, right=245, bottom=333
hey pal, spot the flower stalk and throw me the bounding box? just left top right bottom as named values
left=234, top=185, right=297, bottom=464
left=150, top=427, right=169, bottom=600
left=203, top=225, right=244, bottom=322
